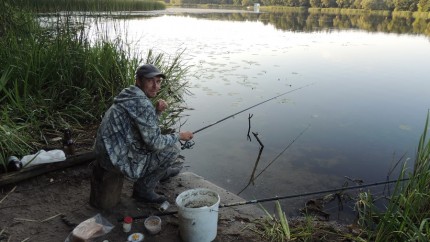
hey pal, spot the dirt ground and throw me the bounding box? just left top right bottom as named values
left=0, top=160, right=266, bottom=242
left=0, top=126, right=355, bottom=242
left=0, top=123, right=268, bottom=242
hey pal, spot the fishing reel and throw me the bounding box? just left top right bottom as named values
left=180, top=140, right=195, bottom=150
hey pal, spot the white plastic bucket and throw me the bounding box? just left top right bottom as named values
left=175, top=188, right=220, bottom=242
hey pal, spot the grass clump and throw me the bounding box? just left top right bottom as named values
left=361, top=111, right=430, bottom=241
left=252, top=201, right=291, bottom=241
left=249, top=112, right=430, bottom=241
left=346, top=111, right=430, bottom=241
left=252, top=201, right=360, bottom=241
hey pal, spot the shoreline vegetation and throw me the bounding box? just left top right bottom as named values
left=185, top=3, right=430, bottom=18
left=0, top=0, right=190, bottom=169
left=170, top=6, right=430, bottom=37
left=12, top=0, right=167, bottom=12
left=1, top=0, right=429, bottom=241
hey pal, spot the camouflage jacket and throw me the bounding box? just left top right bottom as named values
left=95, top=85, right=179, bottom=180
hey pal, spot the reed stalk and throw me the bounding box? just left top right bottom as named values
left=255, top=201, right=292, bottom=241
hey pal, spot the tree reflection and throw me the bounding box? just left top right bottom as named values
left=166, top=11, right=430, bottom=37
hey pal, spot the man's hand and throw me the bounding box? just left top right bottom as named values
left=156, top=99, right=168, bottom=113
left=179, top=131, right=194, bottom=141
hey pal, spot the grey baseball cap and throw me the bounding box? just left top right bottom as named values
left=135, top=64, right=166, bottom=80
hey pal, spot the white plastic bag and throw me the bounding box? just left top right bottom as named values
left=21, top=149, right=66, bottom=167
left=64, top=214, right=114, bottom=242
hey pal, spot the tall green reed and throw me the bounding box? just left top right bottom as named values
left=254, top=201, right=291, bottom=241
left=1, top=2, right=176, bottom=125
left=1, top=1, right=190, bottom=166
left=149, top=49, right=192, bottom=130
left=357, top=111, right=430, bottom=241
left=254, top=201, right=362, bottom=241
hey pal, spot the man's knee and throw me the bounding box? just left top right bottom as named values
left=167, top=143, right=180, bottom=155
left=158, top=144, right=180, bottom=161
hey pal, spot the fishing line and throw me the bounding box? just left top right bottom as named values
left=122, top=177, right=409, bottom=221
left=181, top=82, right=315, bottom=149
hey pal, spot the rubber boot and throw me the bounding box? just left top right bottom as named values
left=160, top=164, right=182, bottom=183
left=132, top=176, right=166, bottom=204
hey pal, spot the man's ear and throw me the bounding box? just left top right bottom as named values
left=135, top=78, right=142, bottom=88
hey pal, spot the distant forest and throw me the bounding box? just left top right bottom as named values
left=171, top=0, right=430, bottom=12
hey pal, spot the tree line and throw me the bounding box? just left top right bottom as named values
left=172, top=10, right=430, bottom=36
left=171, top=0, right=430, bottom=12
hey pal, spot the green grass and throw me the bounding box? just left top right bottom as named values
left=249, top=112, right=430, bottom=241
left=306, top=7, right=430, bottom=19
left=253, top=201, right=291, bottom=241
left=12, top=0, right=166, bottom=12
left=308, top=7, right=391, bottom=16
left=355, top=111, right=430, bottom=241
left=2, top=3, right=430, bottom=240
left=260, top=6, right=309, bottom=13
left=413, top=11, right=430, bottom=18
left=253, top=201, right=364, bottom=241
left=0, top=121, right=32, bottom=172
left=0, top=0, right=190, bottom=170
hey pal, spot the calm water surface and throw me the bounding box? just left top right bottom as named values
left=90, top=9, right=430, bottom=219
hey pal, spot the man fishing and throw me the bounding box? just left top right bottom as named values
left=94, top=64, right=194, bottom=204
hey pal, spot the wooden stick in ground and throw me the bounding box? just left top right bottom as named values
left=40, top=213, right=63, bottom=222
left=247, top=114, right=253, bottom=141
left=252, top=131, right=264, bottom=148
left=251, top=124, right=310, bottom=182
left=0, top=186, right=17, bottom=204
left=13, top=213, right=63, bottom=223
left=250, top=144, right=264, bottom=185
left=237, top=125, right=310, bottom=195
left=237, top=132, right=264, bottom=195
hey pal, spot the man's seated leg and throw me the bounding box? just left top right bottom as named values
left=156, top=144, right=182, bottom=182
left=160, top=161, right=183, bottom=182
left=133, top=144, right=181, bottom=203
left=132, top=174, right=167, bottom=204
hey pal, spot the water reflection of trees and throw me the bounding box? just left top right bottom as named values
left=179, top=11, right=430, bottom=36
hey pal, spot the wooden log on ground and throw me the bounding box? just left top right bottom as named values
left=0, top=151, right=96, bottom=187
left=89, top=161, right=124, bottom=210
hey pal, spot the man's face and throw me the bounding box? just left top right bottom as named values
left=141, top=76, right=162, bottom=98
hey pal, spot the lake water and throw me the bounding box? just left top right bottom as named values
left=88, top=8, right=430, bottom=220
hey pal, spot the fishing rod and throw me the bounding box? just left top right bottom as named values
left=181, top=82, right=315, bottom=149
left=123, top=177, right=409, bottom=221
